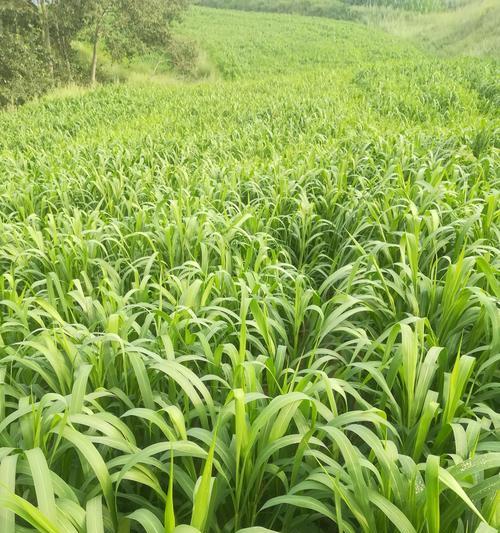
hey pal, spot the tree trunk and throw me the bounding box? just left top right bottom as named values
left=90, top=23, right=100, bottom=85
left=54, top=16, right=72, bottom=82
left=39, top=0, right=54, bottom=80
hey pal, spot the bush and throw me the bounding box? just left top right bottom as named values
left=0, top=32, right=52, bottom=108
left=0, top=1, right=52, bottom=107
left=168, top=37, right=201, bottom=77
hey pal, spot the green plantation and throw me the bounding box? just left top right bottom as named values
left=0, top=6, right=499, bottom=533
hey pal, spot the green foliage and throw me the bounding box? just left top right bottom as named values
left=357, top=0, right=500, bottom=57
left=0, top=31, right=51, bottom=107
left=0, top=0, right=189, bottom=105
left=0, top=5, right=499, bottom=533
left=0, top=1, right=51, bottom=106
left=180, top=6, right=417, bottom=79
left=167, top=37, right=207, bottom=78
left=195, top=0, right=471, bottom=15
left=344, top=0, right=468, bottom=12
left=194, top=0, right=500, bottom=55
left=195, top=0, right=355, bottom=20
left=86, top=0, right=189, bottom=62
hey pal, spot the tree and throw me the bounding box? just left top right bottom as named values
left=0, top=0, right=189, bottom=106
left=85, top=0, right=188, bottom=85
left=6, top=1, right=88, bottom=84
left=45, top=0, right=88, bottom=82
left=0, top=0, right=52, bottom=106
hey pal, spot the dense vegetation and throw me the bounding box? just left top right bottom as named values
left=195, top=0, right=500, bottom=57
left=196, top=0, right=470, bottom=16
left=0, top=1, right=54, bottom=106
left=361, top=0, right=500, bottom=57
left=0, top=5, right=499, bottom=533
left=179, top=7, right=418, bottom=78
left=0, top=0, right=187, bottom=107
left=194, top=0, right=354, bottom=20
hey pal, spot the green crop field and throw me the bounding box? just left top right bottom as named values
left=0, top=5, right=499, bottom=533
left=195, top=0, right=500, bottom=57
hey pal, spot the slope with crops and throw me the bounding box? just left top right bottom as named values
left=0, top=6, right=499, bottom=533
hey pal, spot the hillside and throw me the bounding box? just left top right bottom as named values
left=357, top=0, right=500, bottom=56
left=195, top=0, right=500, bottom=57
left=0, top=5, right=498, bottom=533
left=178, top=6, right=420, bottom=78
left=195, top=0, right=468, bottom=16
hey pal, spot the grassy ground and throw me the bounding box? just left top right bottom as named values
left=0, top=6, right=499, bottom=533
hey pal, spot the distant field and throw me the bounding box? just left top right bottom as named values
left=178, top=6, right=419, bottom=78
left=195, top=0, right=354, bottom=19
left=357, top=0, right=500, bottom=57
left=195, top=0, right=500, bottom=57
left=196, top=0, right=470, bottom=15
left=0, top=5, right=499, bottom=533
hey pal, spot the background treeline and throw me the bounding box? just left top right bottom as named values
left=194, top=0, right=355, bottom=20
left=0, top=0, right=188, bottom=107
left=194, top=0, right=471, bottom=18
